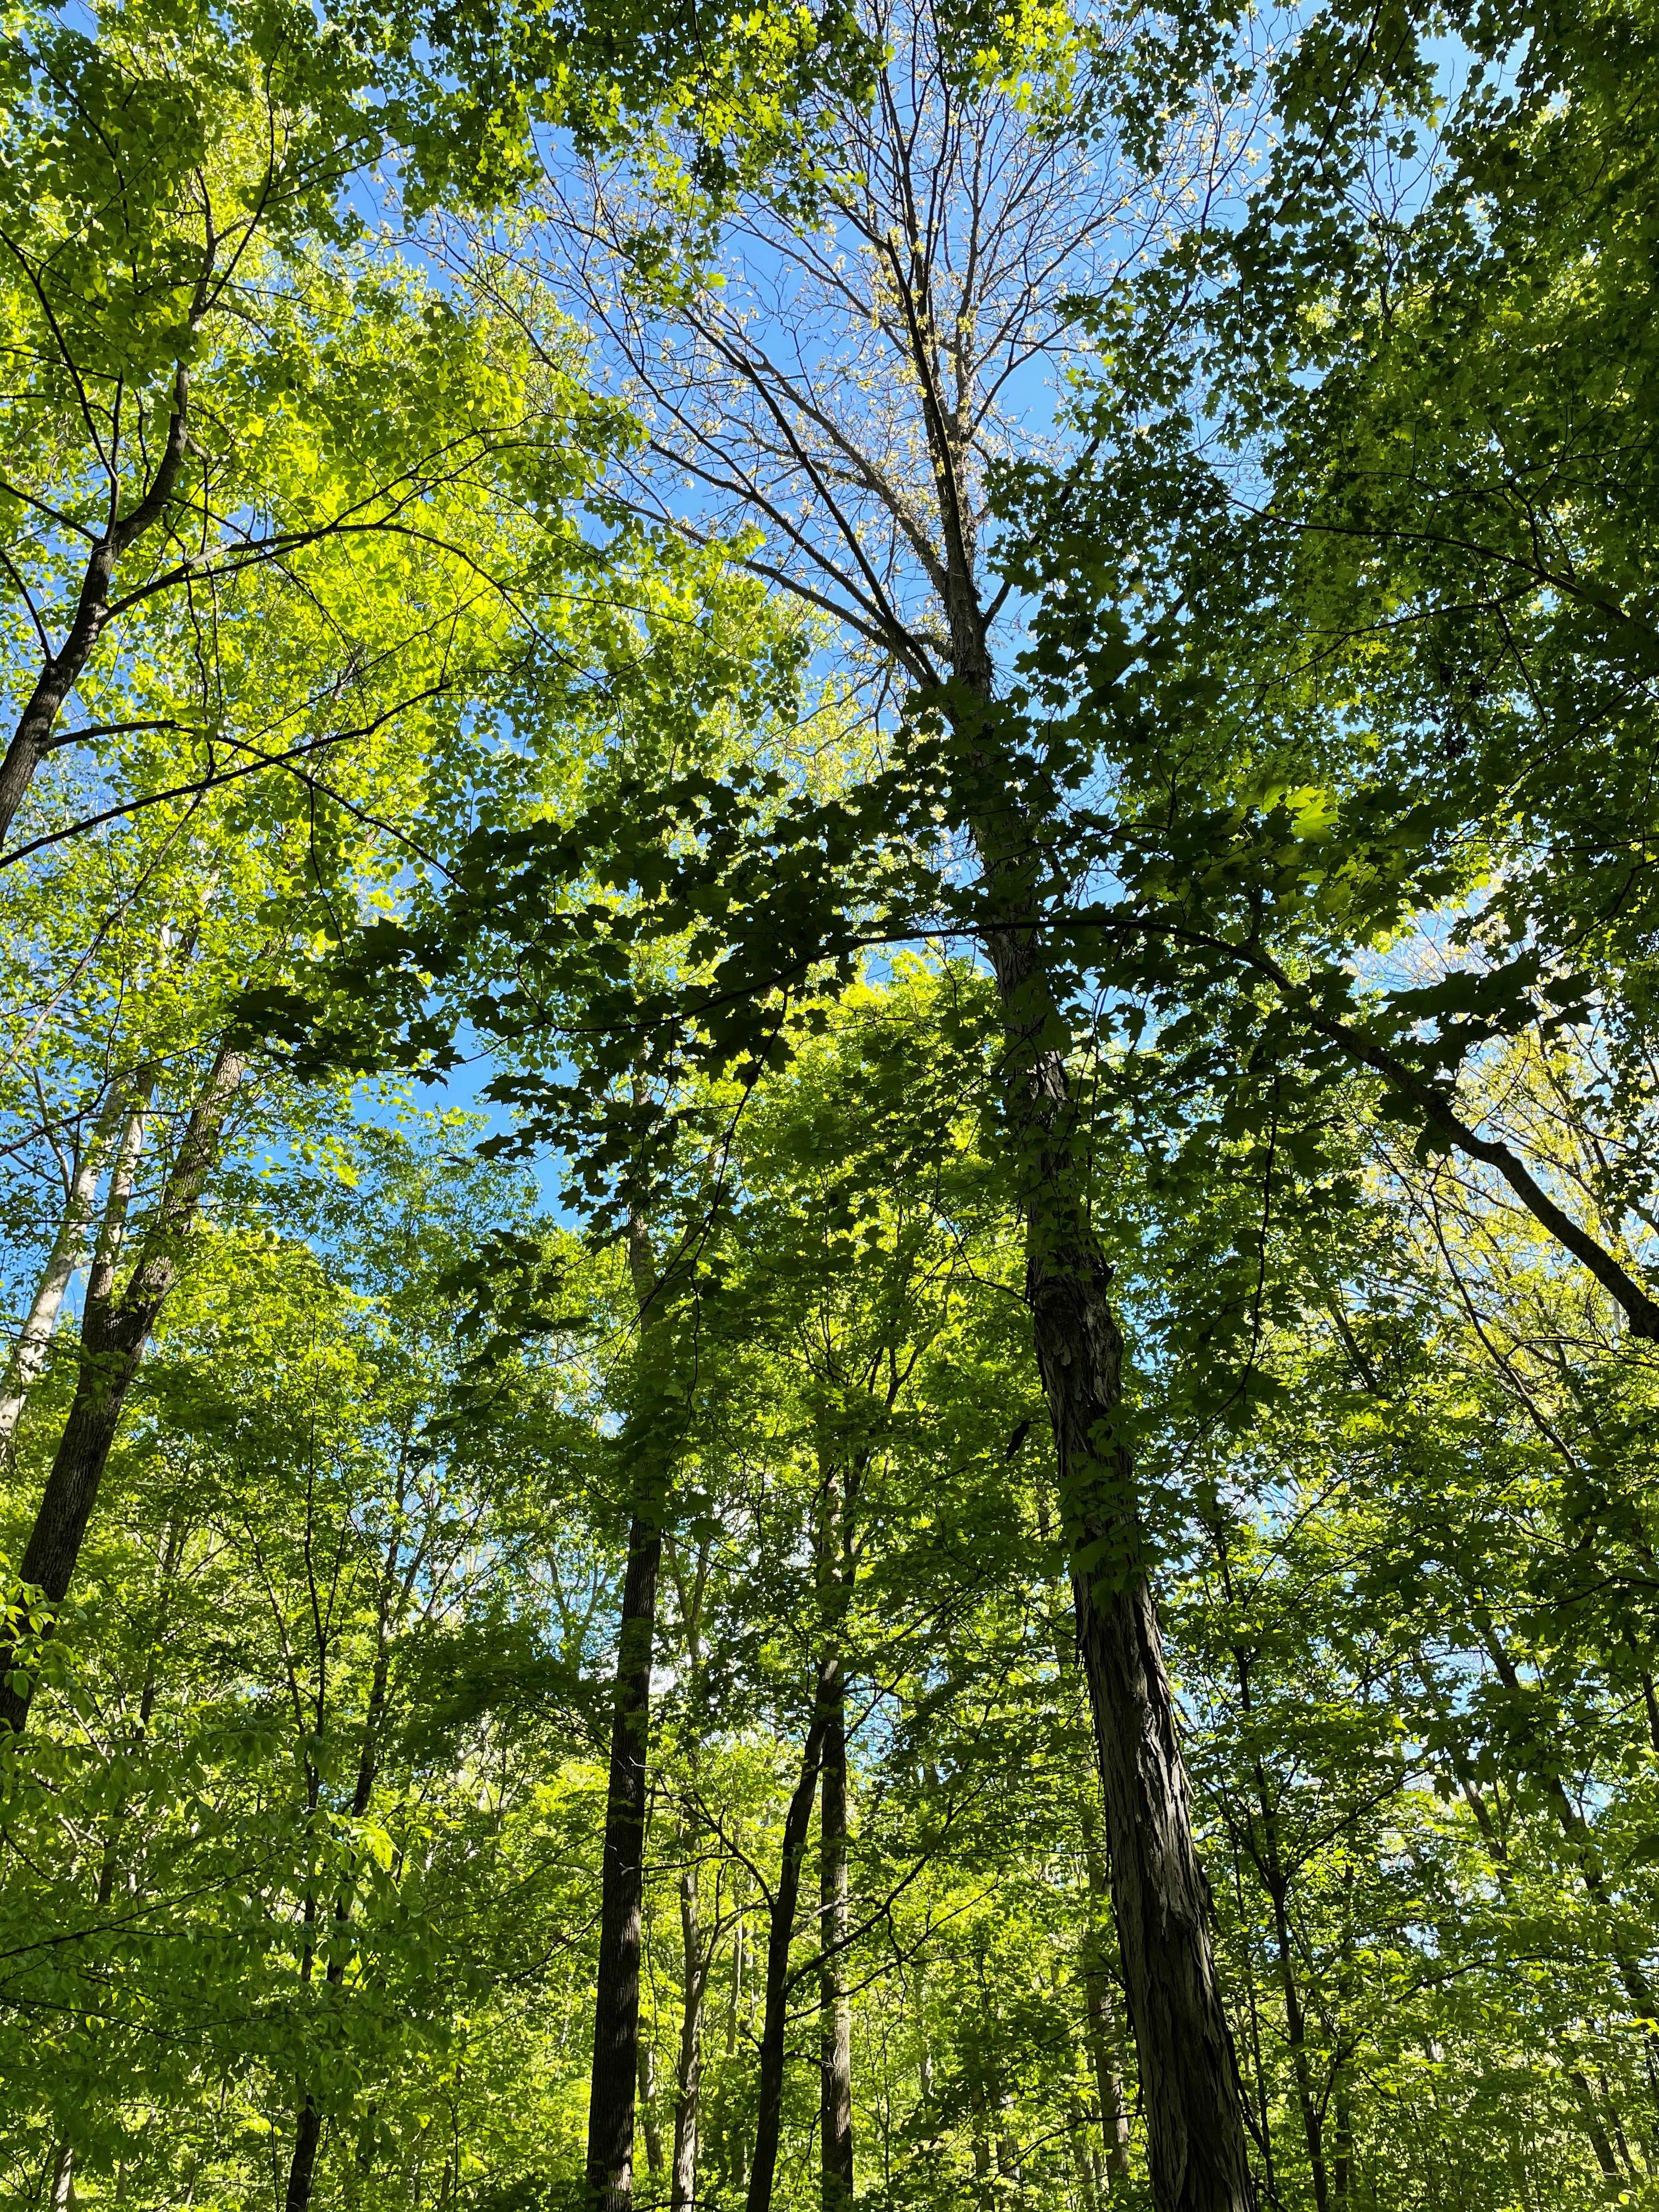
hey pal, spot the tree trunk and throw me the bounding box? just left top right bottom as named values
left=0, top=1050, right=241, bottom=1732
left=1041, top=1560, right=1137, bottom=2191
left=816, top=1449, right=855, bottom=2212
left=746, top=1663, right=834, bottom=2212
left=283, top=1510, right=405, bottom=2212
left=723, top=1911, right=748, bottom=2196
left=977, top=894, right=1253, bottom=2207
left=820, top=1655, right=854, bottom=2212
left=639, top=2043, right=666, bottom=2183
left=671, top=1846, right=705, bottom=2212
left=936, top=518, right=1253, bottom=2207
left=1234, top=1651, right=1328, bottom=2212
left=588, top=1209, right=673, bottom=2212
left=49, top=2145, right=75, bottom=2209
left=0, top=1084, right=129, bottom=1455
left=588, top=1510, right=664, bottom=2212
left=1080, top=1823, right=1135, bottom=2188
left=286, top=2103, right=324, bottom=2212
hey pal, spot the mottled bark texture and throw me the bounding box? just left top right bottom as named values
left=960, top=669, right=1255, bottom=2210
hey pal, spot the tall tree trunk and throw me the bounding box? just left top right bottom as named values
left=1002, top=996, right=1254, bottom=2211
left=0, top=1048, right=241, bottom=1732
left=588, top=1507, right=664, bottom=2212
left=667, top=1536, right=713, bottom=2212
left=588, top=1210, right=672, bottom=2212
left=819, top=1654, right=853, bottom=2212
left=912, top=373, right=1252, bottom=2192
left=961, top=751, right=1254, bottom=2208
left=286, top=2107, right=324, bottom=2212
left=816, top=1451, right=855, bottom=2212
left=746, top=1661, right=834, bottom=2212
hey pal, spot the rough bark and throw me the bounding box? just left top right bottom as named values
left=746, top=1662, right=834, bottom=2212
left=0, top=1049, right=241, bottom=1731
left=994, top=866, right=1252, bottom=2208
left=587, top=1211, right=672, bottom=2212
left=1041, top=1562, right=1137, bottom=2190
left=937, top=462, right=1254, bottom=2212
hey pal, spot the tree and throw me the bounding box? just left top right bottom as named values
left=475, top=7, right=1264, bottom=2200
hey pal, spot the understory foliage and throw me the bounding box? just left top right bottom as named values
left=1, top=0, right=1656, bottom=2209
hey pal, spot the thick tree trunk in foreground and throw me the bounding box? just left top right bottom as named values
left=945, top=575, right=1253, bottom=2207
left=588, top=1211, right=672, bottom=2212
left=0, top=1050, right=241, bottom=1733
left=1042, top=1300, right=1255, bottom=2212
left=746, top=1662, right=834, bottom=2212
left=969, top=890, right=1254, bottom=2207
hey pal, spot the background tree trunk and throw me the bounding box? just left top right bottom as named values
left=746, top=1666, right=833, bottom=2212
left=0, top=1049, right=241, bottom=1732
left=672, top=1844, right=704, bottom=2212
left=0, top=1084, right=128, bottom=1455
left=819, top=1656, right=853, bottom=2212
left=588, top=1510, right=665, bottom=2212
left=587, top=1208, right=672, bottom=2212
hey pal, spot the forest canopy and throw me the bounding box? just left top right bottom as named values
left=1, top=1, right=1656, bottom=2210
